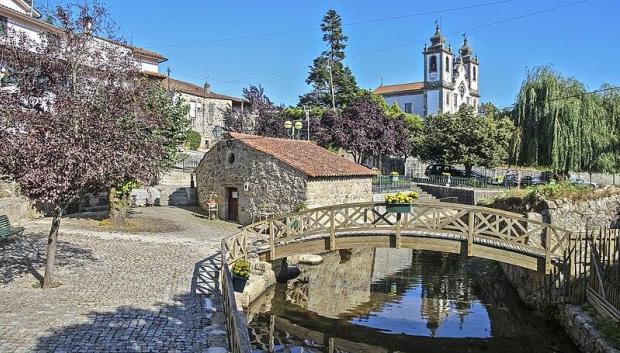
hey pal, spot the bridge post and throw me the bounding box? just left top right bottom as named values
left=395, top=214, right=404, bottom=248
left=467, top=211, right=474, bottom=256
left=544, top=226, right=552, bottom=273
left=269, top=220, right=275, bottom=260
left=329, top=208, right=336, bottom=250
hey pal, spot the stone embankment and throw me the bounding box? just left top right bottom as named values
left=493, top=190, right=620, bottom=353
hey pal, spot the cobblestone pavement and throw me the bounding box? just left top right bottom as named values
left=0, top=206, right=239, bottom=353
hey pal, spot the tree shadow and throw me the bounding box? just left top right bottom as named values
left=0, top=233, right=96, bottom=285
left=33, top=293, right=217, bottom=353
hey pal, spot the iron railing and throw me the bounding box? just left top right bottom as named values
left=174, top=153, right=201, bottom=171
left=372, top=175, right=495, bottom=193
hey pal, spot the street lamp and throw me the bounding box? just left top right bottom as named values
left=212, top=125, right=225, bottom=140
left=284, top=120, right=303, bottom=140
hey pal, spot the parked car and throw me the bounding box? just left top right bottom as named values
left=570, top=178, right=597, bottom=188
left=520, top=175, right=545, bottom=187
left=424, top=164, right=490, bottom=183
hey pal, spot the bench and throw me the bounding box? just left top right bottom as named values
left=0, top=215, right=24, bottom=240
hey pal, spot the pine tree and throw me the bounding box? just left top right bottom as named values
left=299, top=9, right=359, bottom=109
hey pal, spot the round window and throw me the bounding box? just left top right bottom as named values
left=228, top=153, right=236, bottom=164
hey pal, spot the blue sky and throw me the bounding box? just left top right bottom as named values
left=90, top=0, right=618, bottom=107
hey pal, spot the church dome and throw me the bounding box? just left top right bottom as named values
left=459, top=37, right=473, bottom=57
left=430, top=25, right=445, bottom=47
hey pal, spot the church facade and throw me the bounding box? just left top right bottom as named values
left=375, top=26, right=480, bottom=117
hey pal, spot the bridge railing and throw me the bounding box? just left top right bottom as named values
left=222, top=202, right=574, bottom=272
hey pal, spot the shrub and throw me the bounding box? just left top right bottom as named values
left=185, top=130, right=202, bottom=150
left=232, top=259, right=251, bottom=279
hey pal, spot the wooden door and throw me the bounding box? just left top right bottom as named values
left=227, top=187, right=239, bottom=221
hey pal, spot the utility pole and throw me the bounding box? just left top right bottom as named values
left=304, top=105, right=310, bottom=141
left=328, top=58, right=336, bottom=110
left=166, top=67, right=172, bottom=91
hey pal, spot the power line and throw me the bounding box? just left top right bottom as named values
left=146, top=0, right=516, bottom=49
left=207, top=0, right=590, bottom=86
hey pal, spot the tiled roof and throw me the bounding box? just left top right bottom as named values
left=162, top=78, right=244, bottom=102
left=374, top=81, right=424, bottom=95
left=229, top=132, right=376, bottom=178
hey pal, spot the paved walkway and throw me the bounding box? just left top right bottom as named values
left=0, top=207, right=238, bottom=353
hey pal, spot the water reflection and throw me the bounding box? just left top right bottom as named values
left=247, top=249, right=580, bottom=353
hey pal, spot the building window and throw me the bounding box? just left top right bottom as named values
left=0, top=16, right=7, bottom=34
left=404, top=102, right=412, bottom=114
left=208, top=103, right=215, bottom=122
left=446, top=93, right=450, bottom=106
left=473, top=66, right=477, bottom=81
left=429, top=55, right=437, bottom=73
left=453, top=93, right=458, bottom=108
left=466, top=97, right=471, bottom=105
left=197, top=102, right=203, bottom=114
left=445, top=57, right=450, bottom=73
left=189, top=101, right=197, bottom=126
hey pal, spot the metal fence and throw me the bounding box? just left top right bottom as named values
left=372, top=175, right=496, bottom=193
left=174, top=153, right=202, bottom=171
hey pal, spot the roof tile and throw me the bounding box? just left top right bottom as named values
left=374, top=81, right=424, bottom=95
left=229, top=133, right=376, bottom=178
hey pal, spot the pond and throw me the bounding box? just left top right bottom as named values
left=246, top=248, right=581, bottom=353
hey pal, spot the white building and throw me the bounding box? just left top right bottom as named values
left=0, top=0, right=167, bottom=74
left=375, top=25, right=480, bottom=117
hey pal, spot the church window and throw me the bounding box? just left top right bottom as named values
left=473, top=66, right=477, bottom=81
left=429, top=56, right=437, bottom=73
left=445, top=57, right=450, bottom=73
left=0, top=16, right=7, bottom=34
left=453, top=93, right=458, bottom=107
left=404, top=103, right=412, bottom=114
left=466, top=97, right=471, bottom=105
left=446, top=93, right=450, bottom=106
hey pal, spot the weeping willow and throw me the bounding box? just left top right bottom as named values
left=512, top=66, right=615, bottom=173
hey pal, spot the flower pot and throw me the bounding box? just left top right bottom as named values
left=386, top=203, right=411, bottom=214
left=232, top=276, right=248, bottom=293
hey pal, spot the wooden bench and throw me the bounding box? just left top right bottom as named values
left=0, top=215, right=24, bottom=240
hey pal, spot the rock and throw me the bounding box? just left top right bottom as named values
left=298, top=254, right=324, bottom=265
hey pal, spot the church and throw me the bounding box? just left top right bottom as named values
left=375, top=25, right=480, bottom=117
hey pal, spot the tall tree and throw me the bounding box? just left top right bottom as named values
left=0, top=2, right=182, bottom=287
left=512, top=66, right=611, bottom=173
left=419, top=107, right=515, bottom=175
left=299, top=10, right=359, bottom=108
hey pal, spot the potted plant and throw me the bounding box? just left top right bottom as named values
left=385, top=191, right=419, bottom=213
left=231, top=259, right=251, bottom=292
left=390, top=171, right=399, bottom=182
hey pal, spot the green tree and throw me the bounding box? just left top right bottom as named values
left=512, top=66, right=612, bottom=173
left=299, top=9, right=359, bottom=109
left=420, top=107, right=515, bottom=175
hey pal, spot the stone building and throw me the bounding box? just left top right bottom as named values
left=162, top=78, right=247, bottom=150
left=195, top=132, right=375, bottom=224
left=374, top=25, right=480, bottom=117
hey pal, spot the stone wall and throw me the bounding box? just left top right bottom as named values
left=540, top=194, right=620, bottom=231
left=178, top=91, right=232, bottom=150
left=556, top=305, right=620, bottom=353
left=305, top=177, right=372, bottom=209
left=195, top=141, right=308, bottom=225
left=0, top=181, right=39, bottom=224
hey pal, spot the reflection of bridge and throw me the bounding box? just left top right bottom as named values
left=220, top=201, right=575, bottom=353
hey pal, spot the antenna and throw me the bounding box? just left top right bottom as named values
left=166, top=67, right=172, bottom=90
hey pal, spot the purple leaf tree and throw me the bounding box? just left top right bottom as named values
left=0, top=3, right=177, bottom=288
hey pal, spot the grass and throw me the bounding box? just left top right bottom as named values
left=581, top=303, right=620, bottom=349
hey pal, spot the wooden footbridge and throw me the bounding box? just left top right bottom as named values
left=219, top=201, right=577, bottom=353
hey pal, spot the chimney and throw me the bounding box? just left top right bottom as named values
left=204, top=82, right=211, bottom=94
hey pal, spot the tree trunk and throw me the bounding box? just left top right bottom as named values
left=465, top=164, right=473, bottom=178
left=108, top=187, right=128, bottom=226
left=42, top=209, right=62, bottom=288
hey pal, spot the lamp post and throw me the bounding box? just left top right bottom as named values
left=212, top=125, right=233, bottom=148
left=284, top=120, right=303, bottom=140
